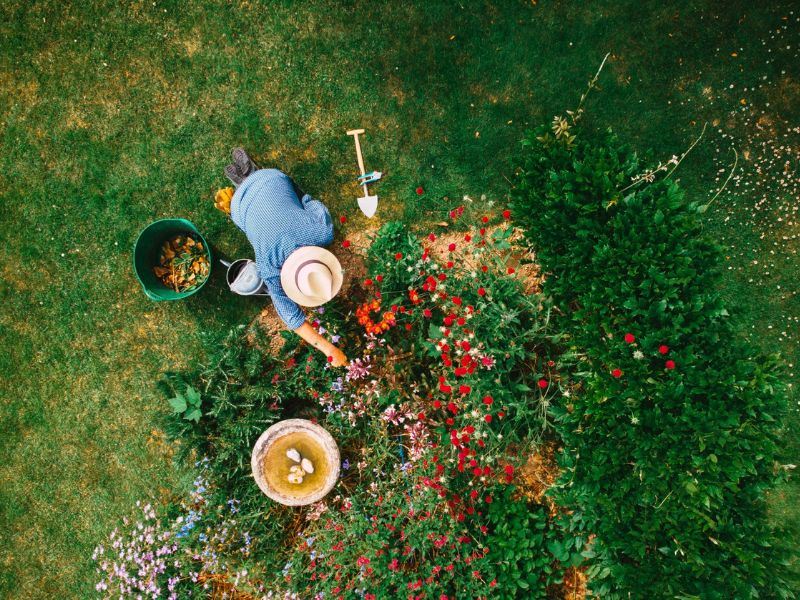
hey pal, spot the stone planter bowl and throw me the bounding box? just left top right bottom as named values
left=251, top=419, right=340, bottom=506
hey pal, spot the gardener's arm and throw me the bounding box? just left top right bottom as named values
left=265, top=276, right=347, bottom=367
left=294, top=322, right=347, bottom=367
left=300, top=193, right=333, bottom=226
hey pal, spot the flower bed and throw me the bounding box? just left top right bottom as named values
left=96, top=210, right=588, bottom=598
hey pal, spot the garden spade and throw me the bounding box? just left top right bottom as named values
left=346, top=128, right=379, bottom=218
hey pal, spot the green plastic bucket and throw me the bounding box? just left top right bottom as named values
left=133, top=218, right=212, bottom=301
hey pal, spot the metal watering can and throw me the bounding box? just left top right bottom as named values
left=221, top=259, right=269, bottom=297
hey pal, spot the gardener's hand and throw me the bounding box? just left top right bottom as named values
left=294, top=322, right=348, bottom=367
left=328, top=347, right=348, bottom=368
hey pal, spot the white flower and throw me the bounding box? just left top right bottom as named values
left=633, top=350, right=644, bottom=360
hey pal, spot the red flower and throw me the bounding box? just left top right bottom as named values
left=395, top=252, right=403, bottom=260
left=364, top=278, right=373, bottom=286
left=482, top=395, right=493, bottom=405
left=459, top=384, right=471, bottom=395
left=489, top=579, right=497, bottom=588
left=448, top=243, right=456, bottom=252
left=504, top=465, right=514, bottom=475
left=440, top=384, right=452, bottom=394
left=484, top=414, right=492, bottom=423
left=342, top=240, right=351, bottom=248
left=484, top=495, right=493, bottom=503
left=659, top=345, right=669, bottom=355
left=507, top=267, right=515, bottom=274
left=478, top=287, right=486, bottom=296
left=452, top=296, right=462, bottom=306
left=537, top=378, right=548, bottom=389
left=481, top=216, right=489, bottom=224
left=428, top=233, right=436, bottom=242
left=464, top=234, right=472, bottom=242
left=624, top=333, right=635, bottom=344
left=423, top=308, right=433, bottom=318
left=481, top=265, right=488, bottom=272
left=502, top=209, right=511, bottom=219
left=665, top=360, right=676, bottom=370
left=612, top=368, right=623, bottom=378
left=433, top=400, right=442, bottom=409
left=339, top=215, right=347, bottom=224
left=416, top=186, right=424, bottom=195
left=461, top=341, right=470, bottom=351
left=326, top=356, right=333, bottom=363
left=376, top=275, right=383, bottom=282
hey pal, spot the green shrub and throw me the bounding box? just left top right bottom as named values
left=512, top=125, right=791, bottom=597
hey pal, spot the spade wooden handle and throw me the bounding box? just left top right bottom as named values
left=347, top=129, right=367, bottom=176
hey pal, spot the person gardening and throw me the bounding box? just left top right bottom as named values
left=215, top=148, right=348, bottom=367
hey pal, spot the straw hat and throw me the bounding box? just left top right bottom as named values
left=280, top=246, right=343, bottom=307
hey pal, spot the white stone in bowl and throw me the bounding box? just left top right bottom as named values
left=301, top=458, right=314, bottom=474
left=286, top=448, right=301, bottom=463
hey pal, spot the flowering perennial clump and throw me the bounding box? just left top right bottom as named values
left=93, top=463, right=257, bottom=598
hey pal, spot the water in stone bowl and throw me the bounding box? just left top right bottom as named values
left=251, top=419, right=340, bottom=506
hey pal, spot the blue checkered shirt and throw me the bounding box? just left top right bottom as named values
left=230, top=169, right=334, bottom=329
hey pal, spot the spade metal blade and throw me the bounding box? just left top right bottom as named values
left=357, top=194, right=378, bottom=218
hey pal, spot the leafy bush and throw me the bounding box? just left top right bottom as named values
left=512, top=123, right=791, bottom=597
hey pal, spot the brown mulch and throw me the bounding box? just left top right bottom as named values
left=559, top=566, right=590, bottom=600
left=517, top=442, right=561, bottom=517
left=196, top=573, right=257, bottom=600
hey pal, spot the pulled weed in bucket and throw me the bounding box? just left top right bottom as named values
left=153, top=235, right=210, bottom=293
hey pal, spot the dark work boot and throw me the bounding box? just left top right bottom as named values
left=231, top=148, right=259, bottom=178
left=224, top=163, right=243, bottom=187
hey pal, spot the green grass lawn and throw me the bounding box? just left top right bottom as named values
left=1, top=0, right=797, bottom=595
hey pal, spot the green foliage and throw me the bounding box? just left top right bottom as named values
left=366, top=220, right=424, bottom=293
left=168, top=385, right=203, bottom=423
left=512, top=125, right=792, bottom=597
left=485, top=487, right=572, bottom=597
